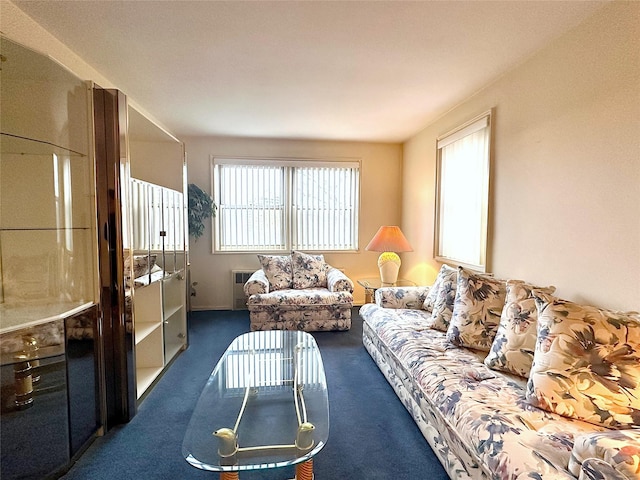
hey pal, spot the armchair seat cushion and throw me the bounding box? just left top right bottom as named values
left=247, top=288, right=353, bottom=308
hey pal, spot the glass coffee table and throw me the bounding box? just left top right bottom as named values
left=182, top=330, right=329, bottom=480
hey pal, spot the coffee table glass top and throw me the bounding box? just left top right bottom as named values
left=182, top=330, right=329, bottom=473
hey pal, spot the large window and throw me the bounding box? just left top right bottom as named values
left=434, top=111, right=492, bottom=272
left=211, top=157, right=359, bottom=252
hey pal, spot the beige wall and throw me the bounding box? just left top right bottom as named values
left=184, top=136, right=403, bottom=308
left=402, top=2, right=640, bottom=312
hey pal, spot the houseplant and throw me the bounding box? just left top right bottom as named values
left=188, top=183, right=216, bottom=240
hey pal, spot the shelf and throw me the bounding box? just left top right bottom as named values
left=0, top=301, right=95, bottom=334
left=135, top=321, right=162, bottom=345
left=133, top=270, right=165, bottom=287
left=164, top=342, right=183, bottom=364
left=136, top=366, right=164, bottom=399
left=163, top=304, right=183, bottom=322
left=1, top=132, right=87, bottom=157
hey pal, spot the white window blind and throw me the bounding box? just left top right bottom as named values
left=212, top=158, right=360, bottom=252
left=435, top=111, right=491, bottom=271
left=217, top=164, right=285, bottom=251
left=292, top=166, right=359, bottom=250
left=130, top=179, right=184, bottom=252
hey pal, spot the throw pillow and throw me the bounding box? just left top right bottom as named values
left=422, top=264, right=449, bottom=312
left=124, top=254, right=158, bottom=280
left=484, top=280, right=556, bottom=377
left=257, top=254, right=293, bottom=291
left=526, top=291, right=640, bottom=429
left=446, top=267, right=507, bottom=351
left=291, top=251, right=327, bottom=289
left=428, top=264, right=458, bottom=332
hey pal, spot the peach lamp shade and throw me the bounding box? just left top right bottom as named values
left=365, top=226, right=413, bottom=284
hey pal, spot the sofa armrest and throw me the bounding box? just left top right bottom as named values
left=327, top=267, right=354, bottom=293
left=375, top=286, right=430, bottom=310
left=244, top=270, right=269, bottom=296
left=569, top=430, right=640, bottom=480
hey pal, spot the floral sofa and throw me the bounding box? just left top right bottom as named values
left=360, top=264, right=640, bottom=480
left=244, top=251, right=354, bottom=331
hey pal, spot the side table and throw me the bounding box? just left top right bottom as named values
left=357, top=278, right=416, bottom=303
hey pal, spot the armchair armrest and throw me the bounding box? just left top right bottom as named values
left=569, top=430, right=640, bottom=480
left=375, top=286, right=431, bottom=310
left=244, top=270, right=269, bottom=296
left=327, top=267, right=354, bottom=293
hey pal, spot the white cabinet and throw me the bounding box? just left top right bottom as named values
left=162, top=272, right=187, bottom=362
left=133, top=281, right=164, bottom=397
left=129, top=179, right=187, bottom=399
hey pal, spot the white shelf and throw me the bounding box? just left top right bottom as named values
left=0, top=301, right=95, bottom=334
left=128, top=180, right=187, bottom=402
left=135, top=321, right=162, bottom=345
left=163, top=304, right=183, bottom=321
left=136, top=366, right=164, bottom=399
left=164, top=342, right=183, bottom=364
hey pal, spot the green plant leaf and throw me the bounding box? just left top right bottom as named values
left=187, top=183, right=216, bottom=240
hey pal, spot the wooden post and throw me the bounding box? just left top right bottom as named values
left=295, top=459, right=313, bottom=480
left=220, top=472, right=239, bottom=480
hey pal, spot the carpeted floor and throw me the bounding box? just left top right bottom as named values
left=61, top=308, right=449, bottom=479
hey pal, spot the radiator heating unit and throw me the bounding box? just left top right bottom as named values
left=231, top=270, right=254, bottom=310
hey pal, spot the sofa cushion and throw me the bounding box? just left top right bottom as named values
left=257, top=254, right=293, bottom=291
left=422, top=264, right=451, bottom=312
left=446, top=267, right=506, bottom=351
left=527, top=291, right=640, bottom=429
left=291, top=251, right=327, bottom=288
left=484, top=280, right=556, bottom=378
left=569, top=430, right=640, bottom=479
left=428, top=264, right=458, bottom=332
left=247, top=287, right=352, bottom=307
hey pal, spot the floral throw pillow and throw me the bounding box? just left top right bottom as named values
left=124, top=254, right=157, bottom=279
left=422, top=264, right=450, bottom=312
left=484, top=280, right=555, bottom=377
left=257, top=254, right=292, bottom=291
left=446, top=267, right=507, bottom=351
left=526, top=291, right=640, bottom=429
left=428, top=264, right=458, bottom=332
left=291, top=251, right=327, bottom=289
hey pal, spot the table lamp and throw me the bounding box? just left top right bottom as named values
left=365, top=226, right=413, bottom=285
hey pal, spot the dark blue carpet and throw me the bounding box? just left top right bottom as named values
left=61, top=308, right=448, bottom=479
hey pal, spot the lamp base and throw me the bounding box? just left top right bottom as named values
left=377, top=252, right=401, bottom=285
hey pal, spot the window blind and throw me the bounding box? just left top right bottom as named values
left=435, top=111, right=491, bottom=271
left=212, top=158, right=359, bottom=252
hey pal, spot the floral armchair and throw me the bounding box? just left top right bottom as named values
left=243, top=251, right=354, bottom=331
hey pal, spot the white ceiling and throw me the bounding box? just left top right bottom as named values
left=13, top=0, right=606, bottom=143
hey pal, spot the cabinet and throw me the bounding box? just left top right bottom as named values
left=93, top=88, right=187, bottom=415
left=128, top=178, right=187, bottom=399
left=0, top=36, right=187, bottom=478
left=0, top=37, right=97, bottom=328
left=0, top=37, right=100, bottom=479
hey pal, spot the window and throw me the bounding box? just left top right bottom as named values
left=212, top=157, right=359, bottom=252
left=434, top=111, right=492, bottom=272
